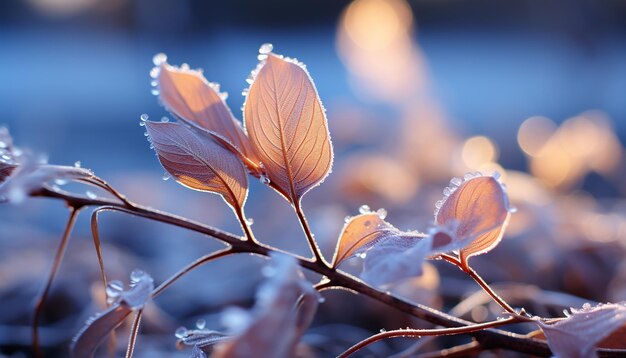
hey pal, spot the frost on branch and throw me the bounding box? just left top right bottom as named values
left=177, top=254, right=319, bottom=358
left=533, top=302, right=626, bottom=358
left=70, top=270, right=154, bottom=358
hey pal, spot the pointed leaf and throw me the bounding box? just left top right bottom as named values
left=332, top=209, right=422, bottom=267
left=244, top=53, right=333, bottom=204
left=435, top=173, right=511, bottom=268
left=145, top=121, right=248, bottom=210
left=534, top=302, right=626, bottom=358
left=70, top=270, right=154, bottom=358
left=157, top=62, right=258, bottom=165
left=0, top=164, right=94, bottom=203
left=70, top=304, right=132, bottom=358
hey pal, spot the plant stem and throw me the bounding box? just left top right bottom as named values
left=294, top=201, right=328, bottom=266
left=235, top=207, right=257, bottom=243
left=29, top=187, right=626, bottom=357
left=152, top=248, right=236, bottom=297
left=32, top=206, right=81, bottom=358
left=90, top=207, right=109, bottom=290
left=125, top=309, right=143, bottom=358
left=338, top=316, right=518, bottom=358
left=440, top=254, right=516, bottom=314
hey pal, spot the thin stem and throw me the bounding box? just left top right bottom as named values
left=125, top=309, right=143, bottom=358
left=32, top=206, right=81, bottom=358
left=294, top=201, right=327, bottom=266
left=235, top=207, right=257, bottom=243
left=338, top=316, right=518, bottom=358
left=440, top=254, right=516, bottom=314
left=77, top=177, right=133, bottom=208
left=152, top=248, right=235, bottom=297
left=91, top=207, right=109, bottom=291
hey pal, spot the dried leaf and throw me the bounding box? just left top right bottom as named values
left=0, top=164, right=93, bottom=203
left=332, top=207, right=421, bottom=267
left=435, top=173, right=511, bottom=269
left=70, top=304, right=132, bottom=358
left=145, top=121, right=248, bottom=211
left=534, top=302, right=626, bottom=358
left=360, top=235, right=431, bottom=287
left=157, top=61, right=258, bottom=165
left=244, top=53, right=333, bottom=204
left=71, top=270, right=154, bottom=358
left=213, top=254, right=319, bottom=358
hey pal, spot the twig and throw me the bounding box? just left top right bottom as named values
left=125, top=309, right=143, bottom=358
left=440, top=254, right=516, bottom=314
left=152, top=248, right=236, bottom=297
left=294, top=201, right=328, bottom=267
left=337, top=316, right=518, bottom=358
left=32, top=206, right=81, bottom=358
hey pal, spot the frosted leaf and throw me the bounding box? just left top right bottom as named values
left=121, top=269, right=154, bottom=310
left=244, top=53, right=333, bottom=204
left=332, top=212, right=425, bottom=267
left=433, top=173, right=511, bottom=269
left=360, top=235, right=433, bottom=287
left=155, top=60, right=259, bottom=166
left=0, top=163, right=94, bottom=203
left=533, top=302, right=626, bottom=358
left=212, top=253, right=319, bottom=358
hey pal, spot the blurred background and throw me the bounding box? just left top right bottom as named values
left=1, top=0, right=626, bottom=356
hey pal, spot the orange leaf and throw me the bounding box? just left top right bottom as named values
left=156, top=61, right=258, bottom=167
left=244, top=53, right=333, bottom=204
left=435, top=173, right=511, bottom=269
left=145, top=121, right=248, bottom=211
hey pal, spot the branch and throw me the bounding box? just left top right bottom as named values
left=32, top=206, right=81, bottom=358
left=338, top=316, right=518, bottom=358
left=440, top=254, right=516, bottom=314
left=26, top=187, right=626, bottom=357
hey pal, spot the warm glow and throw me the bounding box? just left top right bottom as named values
left=343, top=0, right=412, bottom=52
left=517, top=116, right=556, bottom=157
left=462, top=136, right=498, bottom=169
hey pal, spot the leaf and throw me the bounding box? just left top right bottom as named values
left=0, top=127, right=20, bottom=184
left=145, top=121, right=248, bottom=211
left=533, top=302, right=626, bottom=358
left=332, top=207, right=421, bottom=267
left=70, top=304, right=132, bottom=358
left=244, top=53, right=333, bottom=204
left=360, top=235, right=432, bottom=287
left=70, top=270, right=154, bottom=358
left=157, top=62, right=258, bottom=165
left=0, top=164, right=94, bottom=203
left=434, top=173, right=511, bottom=269
left=213, top=254, right=319, bottom=358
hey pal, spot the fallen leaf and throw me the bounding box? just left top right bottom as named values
left=145, top=121, right=248, bottom=211
left=244, top=53, right=333, bottom=204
